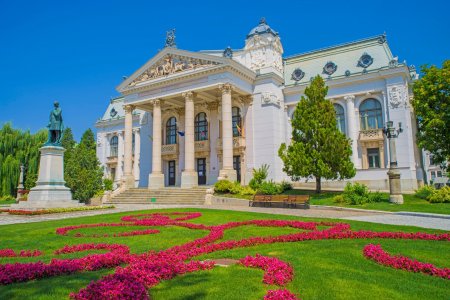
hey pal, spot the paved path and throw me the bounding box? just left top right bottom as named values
left=0, top=204, right=449, bottom=231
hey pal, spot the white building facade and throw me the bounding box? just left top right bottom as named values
left=96, top=19, right=424, bottom=192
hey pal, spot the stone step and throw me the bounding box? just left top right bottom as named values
left=109, top=187, right=208, bottom=205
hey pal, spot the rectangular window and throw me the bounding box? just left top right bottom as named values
left=437, top=171, right=442, bottom=177
left=429, top=155, right=435, bottom=166
left=367, top=148, right=380, bottom=168
left=431, top=171, right=436, bottom=180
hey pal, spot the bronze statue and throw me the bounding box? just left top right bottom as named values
left=45, top=101, right=64, bottom=146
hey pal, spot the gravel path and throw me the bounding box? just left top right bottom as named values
left=0, top=204, right=449, bottom=231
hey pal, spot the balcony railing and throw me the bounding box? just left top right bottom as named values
left=161, top=143, right=178, bottom=157
left=106, top=156, right=118, bottom=164
left=195, top=140, right=210, bottom=153
left=359, top=129, right=384, bottom=142
left=216, top=136, right=246, bottom=151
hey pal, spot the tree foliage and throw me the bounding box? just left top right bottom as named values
left=65, top=128, right=103, bottom=201
left=0, top=123, right=47, bottom=196
left=278, top=76, right=356, bottom=193
left=412, top=60, right=450, bottom=168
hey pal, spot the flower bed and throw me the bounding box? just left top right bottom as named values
left=0, top=211, right=448, bottom=299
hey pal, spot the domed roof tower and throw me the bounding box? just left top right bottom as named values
left=243, top=18, right=283, bottom=75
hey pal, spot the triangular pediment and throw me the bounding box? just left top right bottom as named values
left=118, top=48, right=229, bottom=92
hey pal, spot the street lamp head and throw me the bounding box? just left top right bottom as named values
left=398, top=122, right=403, bottom=133
left=386, top=120, right=394, bottom=128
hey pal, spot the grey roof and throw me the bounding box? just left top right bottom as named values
left=247, top=18, right=278, bottom=38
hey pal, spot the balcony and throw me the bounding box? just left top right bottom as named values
left=216, top=136, right=246, bottom=154
left=161, top=143, right=178, bottom=160
left=195, top=140, right=210, bottom=156
left=106, top=156, right=118, bottom=165
left=359, top=129, right=384, bottom=142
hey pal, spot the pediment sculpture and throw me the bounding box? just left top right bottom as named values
left=129, top=55, right=219, bottom=87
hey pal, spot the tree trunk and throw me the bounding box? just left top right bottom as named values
left=316, top=177, right=321, bottom=194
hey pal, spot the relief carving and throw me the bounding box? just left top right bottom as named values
left=129, top=55, right=218, bottom=87
left=388, top=85, right=405, bottom=109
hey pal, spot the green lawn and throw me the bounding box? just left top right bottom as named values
left=216, top=190, right=450, bottom=215
left=0, top=198, right=17, bottom=205
left=0, top=208, right=448, bottom=299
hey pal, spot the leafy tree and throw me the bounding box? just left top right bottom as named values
left=412, top=60, right=450, bottom=169
left=278, top=76, right=355, bottom=193
left=65, top=129, right=103, bottom=201
left=0, top=123, right=46, bottom=196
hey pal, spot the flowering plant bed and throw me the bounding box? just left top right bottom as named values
left=3, top=205, right=115, bottom=215
left=0, top=209, right=448, bottom=299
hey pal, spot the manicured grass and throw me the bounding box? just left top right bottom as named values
left=0, top=198, right=17, bottom=205
left=0, top=208, right=448, bottom=299
left=217, top=190, right=450, bottom=215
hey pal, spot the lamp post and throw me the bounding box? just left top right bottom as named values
left=383, top=121, right=403, bottom=204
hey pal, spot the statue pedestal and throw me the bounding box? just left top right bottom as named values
left=387, top=169, right=404, bottom=204
left=11, top=146, right=82, bottom=209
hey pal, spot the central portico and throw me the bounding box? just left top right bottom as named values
left=117, top=47, right=256, bottom=189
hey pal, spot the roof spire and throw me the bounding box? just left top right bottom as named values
left=260, top=17, right=266, bottom=24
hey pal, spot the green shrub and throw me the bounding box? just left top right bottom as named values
left=367, top=191, right=383, bottom=203
left=230, top=181, right=243, bottom=194
left=340, top=182, right=376, bottom=205
left=415, top=185, right=435, bottom=199
left=249, top=164, right=269, bottom=189
left=427, top=186, right=450, bottom=203
left=333, top=195, right=345, bottom=203
left=103, top=178, right=114, bottom=191
left=257, top=180, right=283, bottom=195
left=280, top=180, right=293, bottom=192
left=0, top=195, right=15, bottom=202
left=241, top=186, right=256, bottom=196
left=214, top=180, right=234, bottom=193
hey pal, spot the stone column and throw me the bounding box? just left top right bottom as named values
left=148, top=99, right=165, bottom=189
left=181, top=91, right=198, bottom=188
left=133, top=128, right=141, bottom=182
left=344, top=95, right=360, bottom=169
left=218, top=83, right=237, bottom=181
left=123, top=105, right=135, bottom=188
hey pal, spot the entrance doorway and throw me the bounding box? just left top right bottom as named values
left=168, top=160, right=176, bottom=186
left=233, top=156, right=241, bottom=182
left=197, top=158, right=206, bottom=185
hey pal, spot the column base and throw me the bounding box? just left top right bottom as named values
left=218, top=169, right=237, bottom=182
left=181, top=171, right=198, bottom=188
left=389, top=194, right=404, bottom=204
left=122, top=174, right=135, bottom=189
left=148, top=173, right=165, bottom=189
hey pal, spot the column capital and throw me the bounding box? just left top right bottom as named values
left=123, top=104, right=135, bottom=113
left=182, top=91, right=195, bottom=102
left=219, top=83, right=234, bottom=95
left=344, top=95, right=355, bottom=103
left=152, top=99, right=163, bottom=107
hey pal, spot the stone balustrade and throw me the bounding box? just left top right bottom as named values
left=359, top=128, right=384, bottom=141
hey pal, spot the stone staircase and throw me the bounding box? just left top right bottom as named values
left=106, top=187, right=209, bottom=205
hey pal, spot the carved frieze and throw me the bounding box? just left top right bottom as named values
left=129, top=55, right=218, bottom=87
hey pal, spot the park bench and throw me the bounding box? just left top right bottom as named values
left=250, top=194, right=310, bottom=209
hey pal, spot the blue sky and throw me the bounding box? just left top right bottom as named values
left=1, top=0, right=449, bottom=140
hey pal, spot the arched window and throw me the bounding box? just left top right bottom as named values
left=333, top=104, right=346, bottom=134
left=195, top=112, right=208, bottom=141
left=166, top=117, right=177, bottom=145
left=110, top=136, right=118, bottom=157
left=232, top=107, right=242, bottom=137
left=360, top=99, right=383, bottom=130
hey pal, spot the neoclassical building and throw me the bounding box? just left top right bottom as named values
left=96, top=19, right=423, bottom=192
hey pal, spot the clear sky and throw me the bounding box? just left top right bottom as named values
left=1, top=0, right=449, bottom=140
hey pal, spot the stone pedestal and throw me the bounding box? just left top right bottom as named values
left=387, top=169, right=403, bottom=204
left=12, top=146, right=82, bottom=209
left=181, top=171, right=198, bottom=188
left=218, top=169, right=237, bottom=182
left=148, top=173, right=165, bottom=189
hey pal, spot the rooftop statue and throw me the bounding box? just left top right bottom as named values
left=45, top=101, right=64, bottom=146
